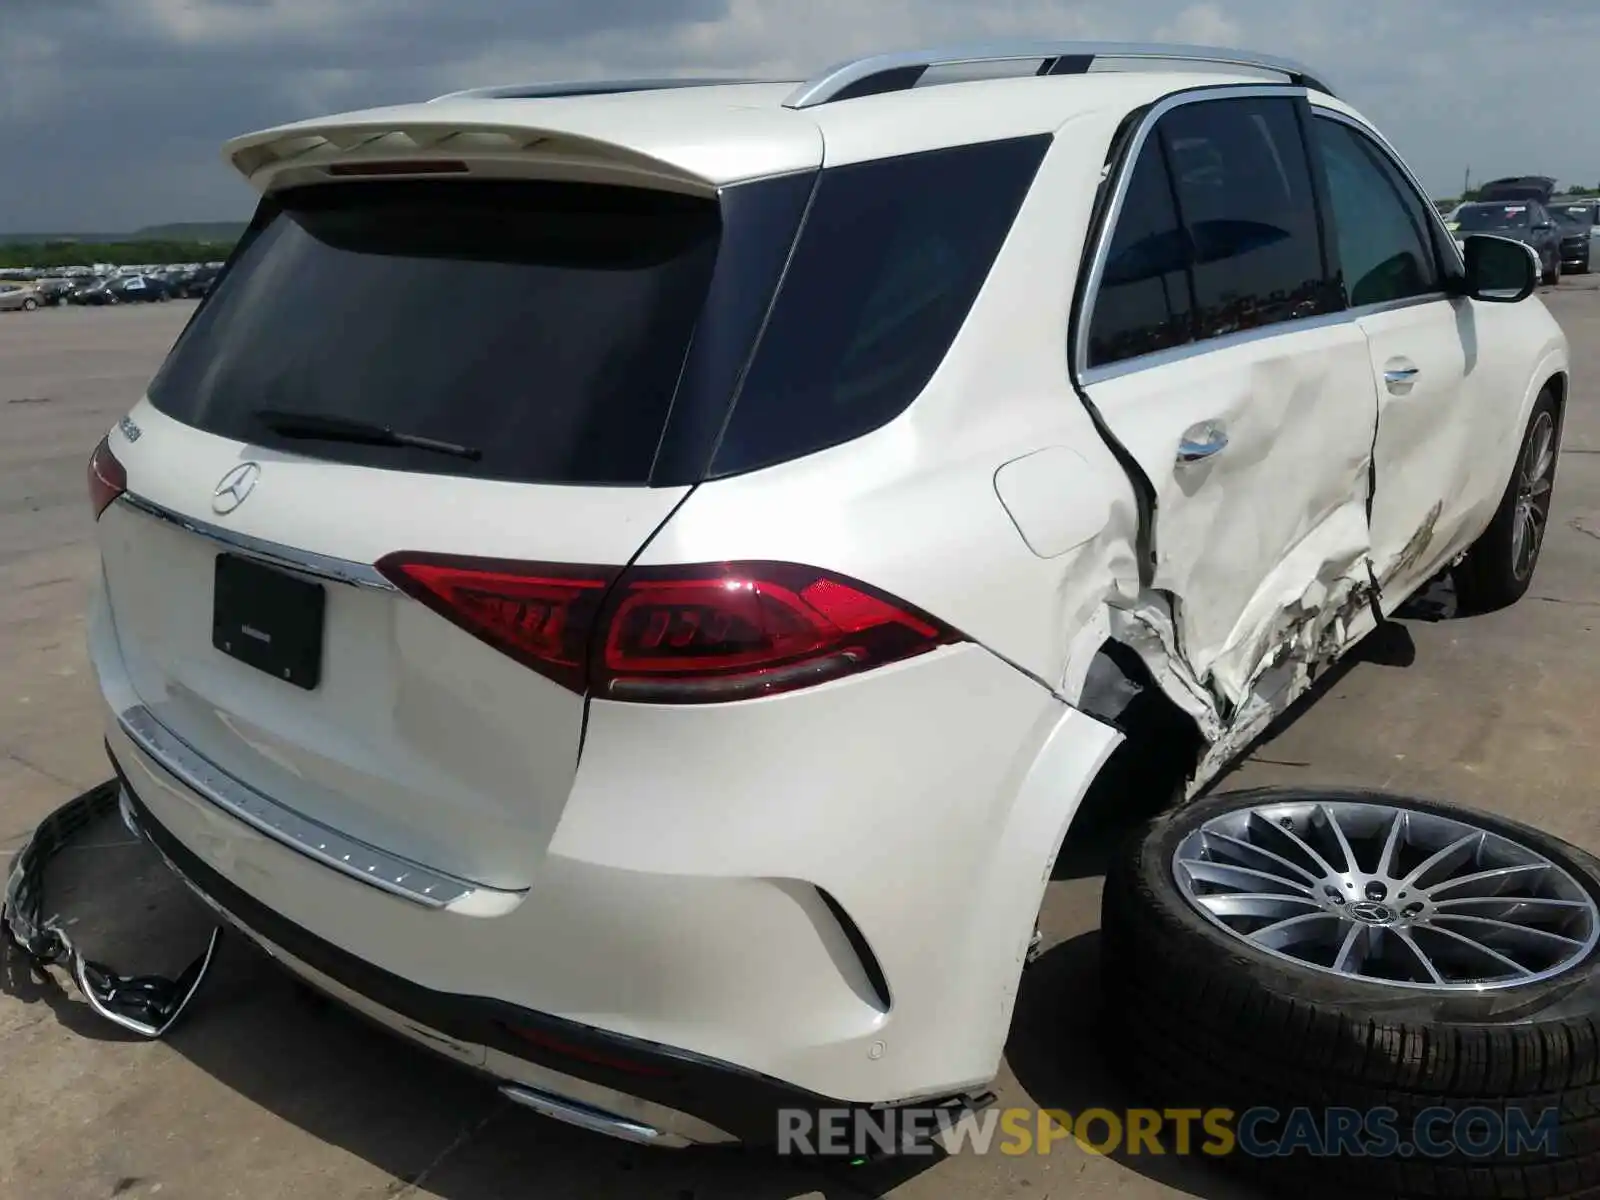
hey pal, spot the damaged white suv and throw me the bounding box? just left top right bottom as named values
left=83, top=43, right=1565, bottom=1148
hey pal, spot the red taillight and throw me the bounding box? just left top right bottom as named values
left=87, top=435, right=126, bottom=519
left=376, top=555, right=617, bottom=693
left=375, top=555, right=960, bottom=703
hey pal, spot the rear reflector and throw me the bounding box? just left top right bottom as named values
left=88, top=435, right=126, bottom=519
left=375, top=555, right=961, bottom=703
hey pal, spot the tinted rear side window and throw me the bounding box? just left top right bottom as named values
left=148, top=180, right=722, bottom=485
left=1158, top=97, right=1336, bottom=339
left=710, top=136, right=1049, bottom=478
left=1087, top=141, right=1195, bottom=367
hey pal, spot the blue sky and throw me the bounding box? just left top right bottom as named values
left=4, top=0, right=1597, bottom=231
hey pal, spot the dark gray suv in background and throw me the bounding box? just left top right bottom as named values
left=1550, top=196, right=1600, bottom=273
left=1452, top=199, right=1564, bottom=284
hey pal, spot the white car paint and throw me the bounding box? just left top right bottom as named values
left=85, top=58, right=1567, bottom=1145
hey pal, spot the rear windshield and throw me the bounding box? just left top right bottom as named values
left=1455, top=204, right=1531, bottom=231
left=148, top=180, right=722, bottom=485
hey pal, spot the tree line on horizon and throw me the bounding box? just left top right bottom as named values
left=0, top=238, right=237, bottom=270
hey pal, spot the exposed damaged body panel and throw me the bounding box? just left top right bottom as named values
left=1053, top=89, right=1570, bottom=794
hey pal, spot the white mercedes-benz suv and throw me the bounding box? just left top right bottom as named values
left=84, top=42, right=1566, bottom=1149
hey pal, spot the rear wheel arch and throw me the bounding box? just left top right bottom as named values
left=1059, top=638, right=1205, bottom=846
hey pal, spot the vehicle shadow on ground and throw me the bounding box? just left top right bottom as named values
left=1005, top=932, right=1267, bottom=1200
left=0, top=806, right=941, bottom=1199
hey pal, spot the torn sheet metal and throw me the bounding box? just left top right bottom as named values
left=3, top=781, right=221, bottom=1038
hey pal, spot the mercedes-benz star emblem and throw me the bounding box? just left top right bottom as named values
left=212, top=462, right=261, bottom=515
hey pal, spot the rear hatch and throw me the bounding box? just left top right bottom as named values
left=1476, top=175, right=1557, bottom=203
left=97, top=175, right=784, bottom=891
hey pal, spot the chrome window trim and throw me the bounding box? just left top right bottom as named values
left=1077, top=291, right=1451, bottom=386
left=1072, top=83, right=1320, bottom=380
left=117, top=704, right=514, bottom=909
left=1072, top=87, right=1468, bottom=383
left=115, top=491, right=395, bottom=591
left=1078, top=308, right=1347, bottom=386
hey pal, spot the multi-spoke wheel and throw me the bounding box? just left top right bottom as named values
left=1101, top=786, right=1600, bottom=1200
left=1174, top=797, right=1597, bottom=989
left=1455, top=387, right=1560, bottom=613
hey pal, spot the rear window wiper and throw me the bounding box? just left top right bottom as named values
left=252, top=409, right=482, bottom=461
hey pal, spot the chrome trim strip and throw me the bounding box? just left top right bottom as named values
left=499, top=1085, right=678, bottom=1147
left=114, top=492, right=395, bottom=591
left=1071, top=83, right=1312, bottom=380
left=784, top=41, right=1333, bottom=109
left=117, top=704, right=506, bottom=909
left=1077, top=293, right=1454, bottom=386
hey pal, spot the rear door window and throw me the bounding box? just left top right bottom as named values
left=148, top=180, right=724, bottom=485
left=1157, top=97, right=1337, bottom=340
left=1086, top=139, right=1196, bottom=368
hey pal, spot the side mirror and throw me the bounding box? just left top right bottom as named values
left=1462, top=235, right=1539, bottom=302
left=1535, top=221, right=1555, bottom=232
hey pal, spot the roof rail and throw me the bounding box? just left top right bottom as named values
left=782, top=41, right=1334, bottom=109
left=429, top=77, right=774, bottom=103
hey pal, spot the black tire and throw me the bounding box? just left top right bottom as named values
left=1545, top=257, right=1561, bottom=286
left=21, top=297, right=37, bottom=311
left=1453, top=387, right=1559, bottom=614
left=1101, top=786, right=1600, bottom=1200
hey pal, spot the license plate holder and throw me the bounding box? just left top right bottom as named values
left=212, top=554, right=325, bottom=690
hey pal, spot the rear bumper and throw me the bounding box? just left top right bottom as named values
left=110, top=759, right=819, bottom=1147
left=88, top=563, right=1123, bottom=1141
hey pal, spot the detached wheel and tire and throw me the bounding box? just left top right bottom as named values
left=1454, top=387, right=1559, bottom=613
left=1102, top=787, right=1600, bottom=1199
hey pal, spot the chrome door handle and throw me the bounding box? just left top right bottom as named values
left=1385, top=367, right=1420, bottom=383
left=1177, top=423, right=1229, bottom=464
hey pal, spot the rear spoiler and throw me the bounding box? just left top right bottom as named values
left=223, top=99, right=823, bottom=197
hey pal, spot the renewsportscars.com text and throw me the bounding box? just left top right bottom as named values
left=778, top=1105, right=1560, bottom=1160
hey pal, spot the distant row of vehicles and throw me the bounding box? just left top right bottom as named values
left=0, top=264, right=221, bottom=311
left=1444, top=176, right=1600, bottom=285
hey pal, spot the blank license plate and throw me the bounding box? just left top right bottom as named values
left=212, top=554, right=325, bottom=690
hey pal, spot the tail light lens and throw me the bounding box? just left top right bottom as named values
left=375, top=555, right=961, bottom=703
left=376, top=556, right=617, bottom=693
left=87, top=436, right=127, bottom=519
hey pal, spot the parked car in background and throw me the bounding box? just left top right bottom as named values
left=1477, top=175, right=1559, bottom=203
left=0, top=283, right=42, bottom=312
left=165, top=265, right=219, bottom=298
left=1550, top=196, right=1600, bottom=273
left=35, top=278, right=77, bottom=306
left=69, top=279, right=120, bottom=306
left=1452, top=199, right=1564, bottom=283
left=107, top=274, right=174, bottom=303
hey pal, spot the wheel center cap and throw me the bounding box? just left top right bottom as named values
left=1348, top=901, right=1397, bottom=925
